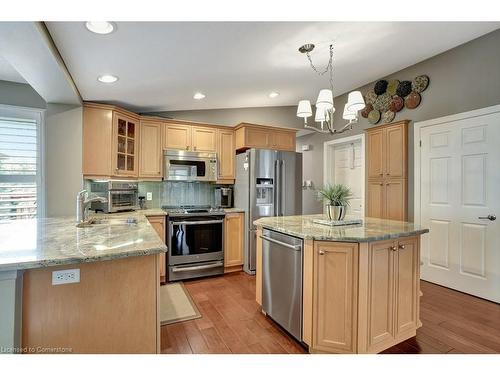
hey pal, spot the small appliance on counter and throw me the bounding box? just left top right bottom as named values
left=215, top=187, right=233, bottom=208
left=89, top=180, right=139, bottom=213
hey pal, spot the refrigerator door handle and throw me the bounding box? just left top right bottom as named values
left=274, top=159, right=280, bottom=216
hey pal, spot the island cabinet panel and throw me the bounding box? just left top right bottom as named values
left=22, top=254, right=160, bottom=353
left=163, top=122, right=192, bottom=151
left=394, top=236, right=419, bottom=338
left=192, top=126, right=217, bottom=152
left=217, top=129, right=235, bottom=183
left=147, top=215, right=166, bottom=279
left=224, top=212, right=244, bottom=271
left=311, top=242, right=358, bottom=354
left=139, top=120, right=163, bottom=179
left=357, top=236, right=419, bottom=353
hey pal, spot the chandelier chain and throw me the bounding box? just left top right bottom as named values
left=305, top=44, right=334, bottom=89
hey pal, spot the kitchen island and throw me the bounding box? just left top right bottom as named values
left=254, top=214, right=429, bottom=354
left=0, top=213, right=167, bottom=354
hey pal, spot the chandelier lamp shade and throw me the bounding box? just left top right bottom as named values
left=296, top=43, right=365, bottom=134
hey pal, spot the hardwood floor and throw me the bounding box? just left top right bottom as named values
left=160, top=272, right=500, bottom=354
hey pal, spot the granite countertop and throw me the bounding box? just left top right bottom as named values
left=254, top=214, right=429, bottom=242
left=0, top=213, right=167, bottom=272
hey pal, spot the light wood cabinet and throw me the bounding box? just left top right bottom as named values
left=358, top=236, right=419, bottom=353
left=139, top=120, right=162, bottom=179
left=147, top=215, right=166, bottom=280
left=217, top=129, right=235, bottom=182
left=224, top=212, right=244, bottom=271
left=163, top=122, right=192, bottom=151
left=366, top=120, right=408, bottom=221
left=112, top=112, right=139, bottom=177
left=83, top=105, right=113, bottom=176
left=235, top=123, right=297, bottom=151
left=312, top=242, right=358, bottom=353
left=192, top=126, right=217, bottom=152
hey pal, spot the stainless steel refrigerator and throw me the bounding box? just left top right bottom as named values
left=234, top=149, right=302, bottom=275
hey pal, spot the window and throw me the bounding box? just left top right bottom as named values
left=0, top=106, right=43, bottom=221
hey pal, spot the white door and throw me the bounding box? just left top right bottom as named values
left=417, top=110, right=500, bottom=303
left=324, top=135, right=365, bottom=218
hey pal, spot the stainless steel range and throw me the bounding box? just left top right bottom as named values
left=163, top=205, right=225, bottom=281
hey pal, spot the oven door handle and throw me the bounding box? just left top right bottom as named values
left=171, top=261, right=224, bottom=272
left=171, top=219, right=224, bottom=225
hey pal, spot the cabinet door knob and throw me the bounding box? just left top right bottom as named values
left=319, top=250, right=325, bottom=255
left=399, top=244, right=405, bottom=249
left=390, top=246, right=397, bottom=251
left=186, top=146, right=189, bottom=150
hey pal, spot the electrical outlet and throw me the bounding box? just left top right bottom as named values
left=146, top=192, right=152, bottom=201
left=52, top=269, right=80, bottom=285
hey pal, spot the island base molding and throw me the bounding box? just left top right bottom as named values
left=21, top=254, right=161, bottom=354
left=256, top=229, right=422, bottom=354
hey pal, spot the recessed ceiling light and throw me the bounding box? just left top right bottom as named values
left=85, top=21, right=115, bottom=35
left=269, top=91, right=280, bottom=98
left=193, top=92, right=206, bottom=100
left=97, top=74, right=118, bottom=83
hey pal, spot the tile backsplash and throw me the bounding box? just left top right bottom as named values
left=139, top=181, right=216, bottom=208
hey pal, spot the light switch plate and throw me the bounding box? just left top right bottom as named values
left=52, top=269, right=80, bottom=285
left=146, top=192, right=152, bottom=201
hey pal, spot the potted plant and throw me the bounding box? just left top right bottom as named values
left=317, top=183, right=352, bottom=221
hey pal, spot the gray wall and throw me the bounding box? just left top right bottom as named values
left=44, top=104, right=83, bottom=217
left=156, top=29, right=500, bottom=218
left=0, top=80, right=46, bottom=109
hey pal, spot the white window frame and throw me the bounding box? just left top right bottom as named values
left=0, top=104, right=46, bottom=218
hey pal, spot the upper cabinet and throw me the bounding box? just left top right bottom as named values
left=83, top=103, right=140, bottom=178
left=163, top=122, right=192, bottom=151
left=235, top=123, right=297, bottom=152
left=139, top=119, right=163, bottom=180
left=217, top=129, right=235, bottom=182
left=113, top=112, right=139, bottom=177
left=192, top=126, right=217, bottom=152
left=365, top=120, right=409, bottom=221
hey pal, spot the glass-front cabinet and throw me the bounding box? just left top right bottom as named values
left=113, top=112, right=139, bottom=177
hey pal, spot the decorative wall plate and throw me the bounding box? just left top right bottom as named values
left=382, top=110, right=395, bottom=123
left=412, top=75, right=430, bottom=93
left=373, top=92, right=391, bottom=111
left=387, top=79, right=400, bottom=96
left=396, top=80, right=412, bottom=98
left=368, top=109, right=381, bottom=124
left=405, top=91, right=421, bottom=109
left=365, top=90, right=377, bottom=105
left=361, top=103, right=373, bottom=118
left=374, top=80, right=388, bottom=95
left=389, top=96, right=404, bottom=112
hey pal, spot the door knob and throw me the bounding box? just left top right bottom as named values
left=399, top=244, right=405, bottom=250
left=390, top=246, right=397, bottom=251
left=478, top=214, right=496, bottom=221
left=319, top=250, right=325, bottom=255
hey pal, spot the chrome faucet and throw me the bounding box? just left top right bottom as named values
left=76, top=190, right=108, bottom=223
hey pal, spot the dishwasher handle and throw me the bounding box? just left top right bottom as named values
left=260, top=235, right=302, bottom=251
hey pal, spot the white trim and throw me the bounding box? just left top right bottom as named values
left=0, top=104, right=46, bottom=219
left=323, top=133, right=365, bottom=215
left=413, top=104, right=500, bottom=226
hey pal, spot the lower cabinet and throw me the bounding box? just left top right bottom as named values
left=312, top=242, right=358, bottom=353
left=224, top=212, right=244, bottom=271
left=309, top=236, right=420, bottom=354
left=146, top=215, right=166, bottom=280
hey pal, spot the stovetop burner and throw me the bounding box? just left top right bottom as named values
left=162, top=205, right=225, bottom=216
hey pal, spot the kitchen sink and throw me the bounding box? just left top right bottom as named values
left=76, top=217, right=138, bottom=228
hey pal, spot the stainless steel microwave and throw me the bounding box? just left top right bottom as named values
left=164, top=150, right=218, bottom=182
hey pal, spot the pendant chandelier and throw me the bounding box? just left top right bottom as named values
left=296, top=44, right=365, bottom=134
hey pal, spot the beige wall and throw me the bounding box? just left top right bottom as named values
left=44, top=104, right=83, bottom=217
left=156, top=28, right=500, bottom=218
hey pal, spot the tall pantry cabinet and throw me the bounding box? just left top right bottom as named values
left=366, top=120, right=409, bottom=221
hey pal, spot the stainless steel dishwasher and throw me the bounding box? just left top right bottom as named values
left=261, top=228, right=303, bottom=342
